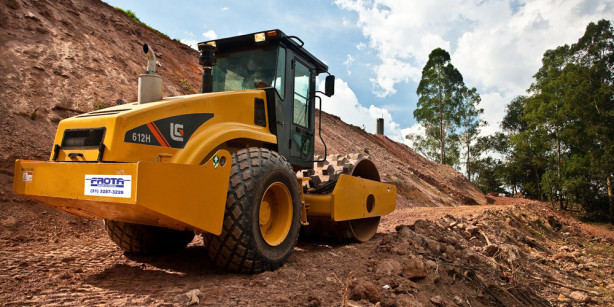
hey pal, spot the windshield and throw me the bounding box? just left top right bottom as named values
left=212, top=46, right=285, bottom=98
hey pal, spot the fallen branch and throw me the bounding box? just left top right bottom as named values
left=529, top=275, right=600, bottom=295
left=465, top=269, right=506, bottom=306
left=479, top=230, right=492, bottom=245
left=331, top=271, right=353, bottom=307
left=500, top=287, right=523, bottom=305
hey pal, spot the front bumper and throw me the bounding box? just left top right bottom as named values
left=13, top=150, right=232, bottom=235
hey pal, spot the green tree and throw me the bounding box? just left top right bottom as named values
left=458, top=87, right=484, bottom=181
left=466, top=134, right=505, bottom=194
left=502, top=20, right=614, bottom=221
left=501, top=96, right=550, bottom=199
left=525, top=45, right=572, bottom=209
left=410, top=48, right=464, bottom=165
left=473, top=156, right=505, bottom=194
left=568, top=20, right=614, bottom=221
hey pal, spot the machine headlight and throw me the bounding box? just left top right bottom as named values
left=254, top=32, right=266, bottom=43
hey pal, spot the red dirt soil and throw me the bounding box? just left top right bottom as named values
left=1, top=0, right=613, bottom=306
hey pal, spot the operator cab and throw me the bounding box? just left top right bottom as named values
left=198, top=30, right=334, bottom=169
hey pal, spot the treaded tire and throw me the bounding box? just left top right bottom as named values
left=203, top=147, right=301, bottom=273
left=104, top=220, right=195, bottom=255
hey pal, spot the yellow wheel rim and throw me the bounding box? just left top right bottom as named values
left=259, top=182, right=293, bottom=246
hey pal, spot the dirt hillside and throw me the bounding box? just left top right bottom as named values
left=1, top=0, right=613, bottom=306
left=0, top=0, right=201, bottom=171
left=314, top=112, right=487, bottom=209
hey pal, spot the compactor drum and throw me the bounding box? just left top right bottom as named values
left=301, top=153, right=383, bottom=242
left=13, top=30, right=396, bottom=273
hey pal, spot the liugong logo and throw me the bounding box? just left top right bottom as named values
left=170, top=123, right=184, bottom=142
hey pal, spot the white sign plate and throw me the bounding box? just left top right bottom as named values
left=84, top=175, right=132, bottom=198
left=22, top=171, right=33, bottom=182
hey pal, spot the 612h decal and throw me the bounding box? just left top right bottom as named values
left=124, top=113, right=213, bottom=148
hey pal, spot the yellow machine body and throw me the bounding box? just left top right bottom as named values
left=15, top=150, right=232, bottom=235
left=51, top=91, right=276, bottom=165
left=302, top=174, right=396, bottom=221
left=13, top=91, right=396, bottom=235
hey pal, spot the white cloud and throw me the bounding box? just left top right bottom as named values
left=317, top=78, right=413, bottom=146
left=336, top=0, right=614, bottom=137
left=479, top=91, right=514, bottom=136
left=369, top=57, right=420, bottom=97
left=181, top=29, right=218, bottom=50
left=221, top=7, right=230, bottom=11
left=453, top=0, right=610, bottom=94
left=180, top=39, right=198, bottom=50
left=401, top=123, right=425, bottom=149
left=202, top=30, right=218, bottom=41
left=335, top=0, right=456, bottom=97
left=343, top=54, right=354, bottom=75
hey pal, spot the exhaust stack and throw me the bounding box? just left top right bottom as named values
left=138, top=44, right=162, bottom=104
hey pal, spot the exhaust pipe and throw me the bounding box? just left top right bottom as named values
left=144, top=44, right=157, bottom=74
left=138, top=44, right=162, bottom=104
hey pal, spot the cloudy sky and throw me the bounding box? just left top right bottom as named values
left=104, top=0, right=613, bottom=146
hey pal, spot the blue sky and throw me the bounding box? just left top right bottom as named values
left=103, top=0, right=613, bottom=146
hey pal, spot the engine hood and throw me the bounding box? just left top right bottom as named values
left=51, top=90, right=276, bottom=164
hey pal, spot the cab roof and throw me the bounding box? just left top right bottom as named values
left=198, top=29, right=328, bottom=75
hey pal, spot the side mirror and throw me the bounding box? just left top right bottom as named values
left=325, top=75, right=335, bottom=97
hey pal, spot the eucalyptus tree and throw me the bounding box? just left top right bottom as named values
left=501, top=96, right=550, bottom=200
left=410, top=48, right=464, bottom=165
left=458, top=87, right=484, bottom=181
left=567, top=20, right=614, bottom=220
left=525, top=45, right=572, bottom=208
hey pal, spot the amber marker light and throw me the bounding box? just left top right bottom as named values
left=267, top=30, right=278, bottom=37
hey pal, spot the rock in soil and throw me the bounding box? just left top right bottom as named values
left=402, top=256, right=428, bottom=280
left=569, top=291, right=590, bottom=303
left=375, top=258, right=402, bottom=276
left=349, top=278, right=380, bottom=303
left=429, top=295, right=443, bottom=306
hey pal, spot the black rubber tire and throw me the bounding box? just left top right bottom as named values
left=104, top=220, right=195, bottom=255
left=203, top=147, right=301, bottom=273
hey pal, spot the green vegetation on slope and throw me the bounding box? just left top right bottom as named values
left=113, top=7, right=171, bottom=40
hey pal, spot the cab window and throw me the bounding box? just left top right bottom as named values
left=293, top=60, right=311, bottom=127
left=273, top=47, right=286, bottom=99
left=212, top=46, right=284, bottom=94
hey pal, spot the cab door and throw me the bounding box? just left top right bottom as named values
left=288, top=56, right=315, bottom=167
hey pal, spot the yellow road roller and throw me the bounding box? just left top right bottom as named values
left=14, top=30, right=396, bottom=273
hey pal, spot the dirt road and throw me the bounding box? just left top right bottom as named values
left=2, top=197, right=613, bottom=306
